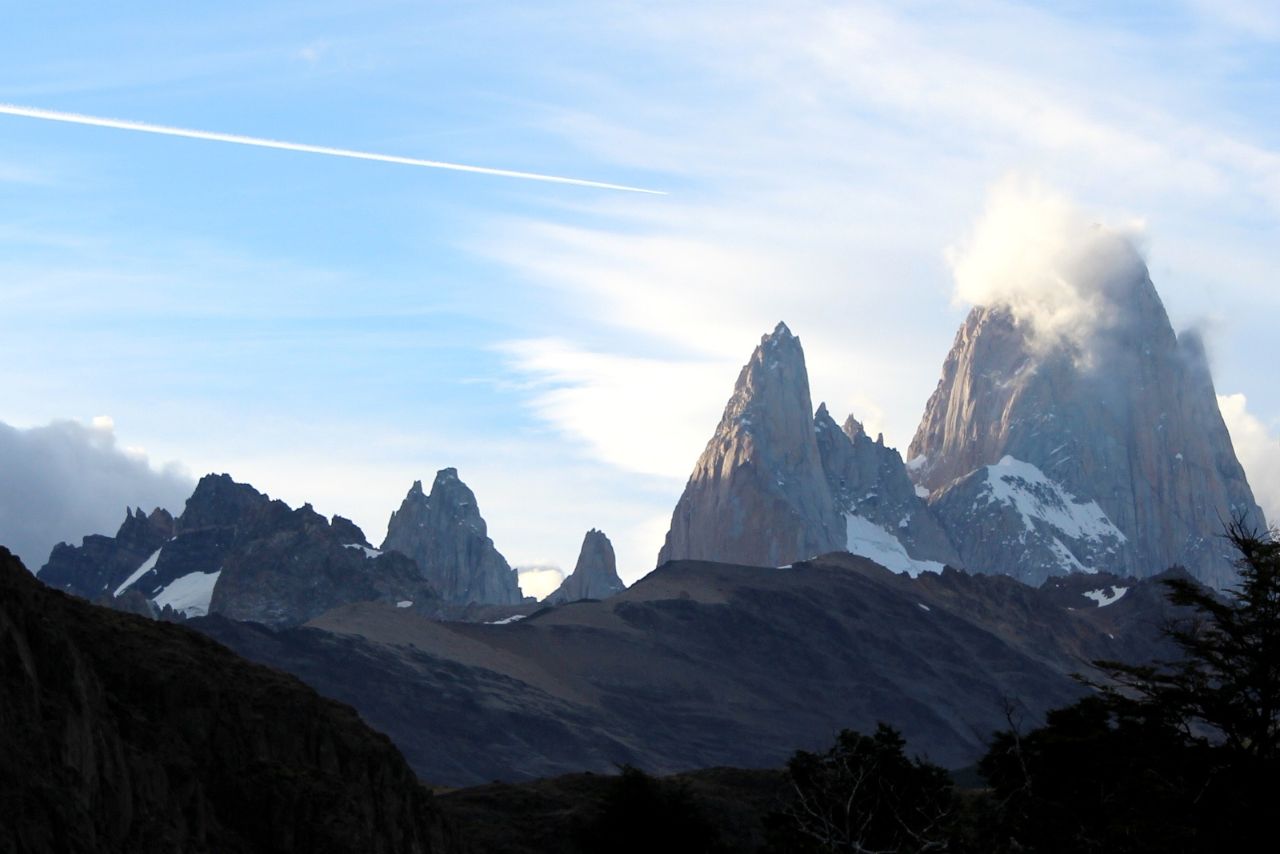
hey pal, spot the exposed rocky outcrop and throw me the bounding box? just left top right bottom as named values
left=41, top=473, right=439, bottom=628
left=209, top=502, right=438, bottom=628
left=39, top=507, right=174, bottom=600
left=909, top=265, right=1265, bottom=588
left=381, top=468, right=524, bottom=606
left=545, top=529, right=627, bottom=604
left=0, top=547, right=456, bottom=854
left=658, top=323, right=843, bottom=568
left=814, top=404, right=960, bottom=571
left=659, top=322, right=958, bottom=573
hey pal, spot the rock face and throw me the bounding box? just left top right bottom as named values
left=814, top=405, right=960, bottom=572
left=38, top=507, right=174, bottom=600
left=382, top=468, right=524, bottom=605
left=40, top=473, right=439, bottom=628
left=659, top=322, right=957, bottom=572
left=658, top=323, right=843, bottom=567
left=909, top=267, right=1265, bottom=588
left=0, top=547, right=456, bottom=854
left=545, top=529, right=627, bottom=604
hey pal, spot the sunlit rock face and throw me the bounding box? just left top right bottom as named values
left=545, top=528, right=626, bottom=604
left=660, top=322, right=960, bottom=574
left=909, top=266, right=1265, bottom=588
left=382, top=468, right=524, bottom=605
left=658, top=323, right=844, bottom=568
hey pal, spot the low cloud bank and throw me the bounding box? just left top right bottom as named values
left=1218, top=394, right=1280, bottom=526
left=948, top=177, right=1148, bottom=358
left=0, top=418, right=193, bottom=572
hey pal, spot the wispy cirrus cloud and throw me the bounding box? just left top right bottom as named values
left=490, top=0, right=1280, bottom=484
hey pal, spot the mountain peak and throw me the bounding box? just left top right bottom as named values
left=382, top=470, right=523, bottom=605
left=842, top=414, right=865, bottom=441
left=545, top=529, right=626, bottom=605
left=911, top=273, right=1264, bottom=588
left=659, top=323, right=842, bottom=567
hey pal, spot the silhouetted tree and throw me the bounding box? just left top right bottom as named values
left=768, top=724, right=955, bottom=853
left=1094, top=520, right=1280, bottom=761
left=575, top=765, right=727, bottom=854
left=975, top=521, right=1280, bottom=852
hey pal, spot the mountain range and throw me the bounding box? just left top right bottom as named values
left=663, top=256, right=1264, bottom=590
left=12, top=257, right=1266, bottom=801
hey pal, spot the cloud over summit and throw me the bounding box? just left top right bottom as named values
left=948, top=178, right=1149, bottom=357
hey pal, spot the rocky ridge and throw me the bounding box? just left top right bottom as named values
left=39, top=506, right=174, bottom=601
left=814, top=404, right=960, bottom=572
left=40, top=473, right=439, bottom=628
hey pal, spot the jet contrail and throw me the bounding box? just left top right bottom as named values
left=0, top=102, right=665, bottom=195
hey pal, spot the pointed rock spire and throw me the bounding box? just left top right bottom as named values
left=545, top=529, right=626, bottom=604
left=815, top=406, right=960, bottom=570
left=382, top=468, right=523, bottom=605
left=658, top=323, right=842, bottom=567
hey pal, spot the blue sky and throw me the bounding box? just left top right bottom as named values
left=3, top=1, right=1279, bottom=592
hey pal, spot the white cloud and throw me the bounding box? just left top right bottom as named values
left=516, top=565, right=565, bottom=600
left=947, top=176, right=1148, bottom=356
left=0, top=418, right=193, bottom=572
left=499, top=337, right=733, bottom=479
left=1218, top=393, right=1280, bottom=526
left=486, top=0, right=1280, bottom=486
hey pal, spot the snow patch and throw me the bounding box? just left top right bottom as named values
left=917, top=602, right=931, bottom=612
left=344, top=543, right=382, bottom=559
left=914, top=484, right=930, bottom=498
left=905, top=455, right=927, bottom=472
left=1083, top=586, right=1128, bottom=607
left=845, top=514, right=945, bottom=578
left=396, top=600, right=413, bottom=608
left=152, top=570, right=221, bottom=618
left=983, top=456, right=1125, bottom=545
left=487, top=614, right=527, bottom=625
left=114, top=547, right=162, bottom=597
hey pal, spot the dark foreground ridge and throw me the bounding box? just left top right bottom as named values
left=0, top=547, right=456, bottom=854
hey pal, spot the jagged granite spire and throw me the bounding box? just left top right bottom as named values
left=814, top=404, right=960, bottom=570
left=382, top=468, right=523, bottom=605
left=909, top=265, right=1264, bottom=587
left=39, top=506, right=174, bottom=599
left=545, top=528, right=627, bottom=604
left=658, top=323, right=843, bottom=567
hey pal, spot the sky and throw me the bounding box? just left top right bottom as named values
left=2, top=1, right=1279, bottom=595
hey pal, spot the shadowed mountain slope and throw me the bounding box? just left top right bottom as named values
left=195, top=553, right=1180, bottom=787
left=0, top=547, right=456, bottom=854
